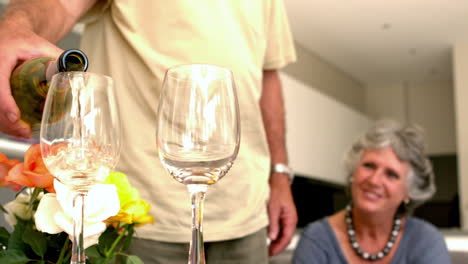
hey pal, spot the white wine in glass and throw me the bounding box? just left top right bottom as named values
left=40, top=72, right=121, bottom=264
left=156, top=64, right=240, bottom=264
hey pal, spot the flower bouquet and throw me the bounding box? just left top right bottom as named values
left=0, top=144, right=154, bottom=264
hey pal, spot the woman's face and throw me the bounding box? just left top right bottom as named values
left=351, top=147, right=410, bottom=215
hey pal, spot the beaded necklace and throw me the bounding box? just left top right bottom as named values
left=345, top=204, right=401, bottom=261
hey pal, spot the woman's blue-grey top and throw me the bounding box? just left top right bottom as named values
left=292, top=217, right=452, bottom=264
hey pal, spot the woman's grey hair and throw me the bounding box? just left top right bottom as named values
left=344, top=119, right=436, bottom=215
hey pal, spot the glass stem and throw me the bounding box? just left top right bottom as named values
left=187, top=184, right=207, bottom=264
left=71, top=192, right=87, bottom=264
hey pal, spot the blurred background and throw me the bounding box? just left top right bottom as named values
left=1, top=0, right=467, bottom=263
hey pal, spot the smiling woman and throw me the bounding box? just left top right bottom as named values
left=350, top=147, right=411, bottom=217
left=292, top=119, right=452, bottom=264
left=343, top=120, right=436, bottom=216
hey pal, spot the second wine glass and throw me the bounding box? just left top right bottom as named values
left=156, top=64, right=240, bottom=264
left=40, top=72, right=121, bottom=264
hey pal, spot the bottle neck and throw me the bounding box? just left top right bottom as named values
left=45, top=60, right=58, bottom=83
left=45, top=49, right=89, bottom=81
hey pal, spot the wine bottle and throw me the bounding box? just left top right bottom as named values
left=10, top=49, right=88, bottom=130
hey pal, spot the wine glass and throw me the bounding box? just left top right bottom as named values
left=40, top=72, right=121, bottom=264
left=156, top=64, right=240, bottom=264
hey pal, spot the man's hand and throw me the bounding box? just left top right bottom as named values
left=267, top=172, right=297, bottom=256
left=0, top=20, right=62, bottom=138
left=0, top=0, right=99, bottom=138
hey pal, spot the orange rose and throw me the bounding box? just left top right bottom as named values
left=5, top=144, right=55, bottom=193
left=0, top=153, right=21, bottom=191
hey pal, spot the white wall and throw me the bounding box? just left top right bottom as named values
left=365, top=84, right=407, bottom=122
left=284, top=43, right=366, bottom=113
left=281, top=73, right=372, bottom=185
left=365, top=80, right=456, bottom=155
left=454, top=41, right=468, bottom=230
left=408, top=80, right=456, bottom=155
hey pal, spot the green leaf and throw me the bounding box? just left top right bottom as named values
left=0, top=250, right=30, bottom=264
left=8, top=220, right=27, bottom=251
left=121, top=225, right=134, bottom=251
left=0, top=227, right=10, bottom=238
left=0, top=227, right=11, bottom=248
left=47, top=232, right=68, bottom=250
left=22, top=224, right=47, bottom=257
left=54, top=236, right=70, bottom=264
left=103, top=256, right=116, bottom=264
left=124, top=255, right=144, bottom=264
left=85, top=245, right=103, bottom=258
left=98, top=227, right=118, bottom=253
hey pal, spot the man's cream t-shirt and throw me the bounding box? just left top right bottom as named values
left=80, top=0, right=296, bottom=242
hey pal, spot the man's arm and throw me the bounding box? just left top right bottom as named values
left=0, top=0, right=98, bottom=137
left=260, top=69, right=297, bottom=256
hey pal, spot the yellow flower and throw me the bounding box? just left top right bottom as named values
left=104, top=172, right=140, bottom=206
left=107, top=200, right=155, bottom=227
left=104, top=172, right=155, bottom=227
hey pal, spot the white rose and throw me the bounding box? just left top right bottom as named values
left=3, top=192, right=34, bottom=227
left=34, top=180, right=120, bottom=249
